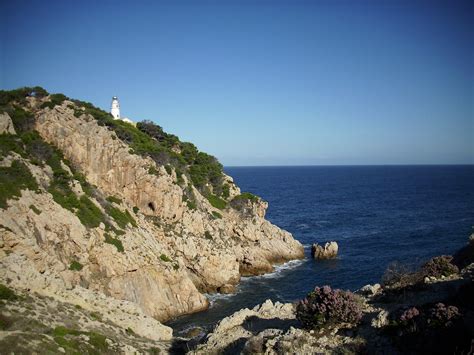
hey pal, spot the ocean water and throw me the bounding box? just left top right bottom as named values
left=168, top=165, right=474, bottom=333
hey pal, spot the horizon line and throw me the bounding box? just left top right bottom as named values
left=224, top=163, right=474, bottom=168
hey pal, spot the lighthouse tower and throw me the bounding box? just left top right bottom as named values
left=110, top=96, right=120, bottom=119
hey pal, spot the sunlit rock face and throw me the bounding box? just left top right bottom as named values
left=1, top=97, right=304, bottom=335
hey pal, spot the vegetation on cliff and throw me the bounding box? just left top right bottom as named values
left=0, top=87, right=263, bottom=213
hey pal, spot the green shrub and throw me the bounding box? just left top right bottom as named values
left=148, top=166, right=159, bottom=176
left=0, top=284, right=17, bottom=301
left=40, top=93, right=68, bottom=110
left=206, top=194, right=227, bottom=210
left=187, top=200, right=197, bottom=210
left=221, top=183, right=230, bottom=199
left=9, top=106, right=35, bottom=133
left=211, top=211, right=222, bottom=219
left=88, top=332, right=108, bottom=351
left=106, top=195, right=122, bottom=205
left=69, top=261, right=83, bottom=271
left=230, top=192, right=260, bottom=212
left=164, top=165, right=172, bottom=175
left=0, top=134, right=25, bottom=157
left=106, top=206, right=137, bottom=229
left=204, top=231, right=213, bottom=240
left=75, top=196, right=105, bottom=228
left=104, top=233, right=124, bottom=252
left=160, top=254, right=171, bottom=262
left=29, top=204, right=41, bottom=215
left=133, top=206, right=139, bottom=214
left=0, top=160, right=39, bottom=209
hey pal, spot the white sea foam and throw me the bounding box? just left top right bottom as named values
left=204, top=291, right=239, bottom=307
left=241, top=259, right=306, bottom=281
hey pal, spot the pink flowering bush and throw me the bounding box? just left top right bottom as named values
left=296, top=285, right=363, bottom=329
left=427, top=303, right=460, bottom=327
left=399, top=307, right=420, bottom=322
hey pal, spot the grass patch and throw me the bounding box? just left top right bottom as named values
left=148, top=166, right=159, bottom=176
left=211, top=211, right=222, bottom=219
left=160, top=254, right=171, bottom=262
left=29, top=204, right=41, bottom=215
left=0, top=284, right=17, bottom=301
left=40, top=93, right=68, bottom=110
left=106, top=206, right=137, bottom=229
left=88, top=332, right=108, bottom=351
left=104, top=233, right=124, bottom=252
left=0, top=160, right=39, bottom=209
left=206, top=194, right=227, bottom=210
left=186, top=200, right=197, bottom=210
left=0, top=134, right=25, bottom=158
left=106, top=195, right=122, bottom=205
left=69, top=261, right=83, bottom=271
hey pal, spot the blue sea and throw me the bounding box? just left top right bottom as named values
left=168, top=165, right=474, bottom=333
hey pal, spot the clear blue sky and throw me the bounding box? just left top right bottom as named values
left=1, top=0, right=473, bottom=165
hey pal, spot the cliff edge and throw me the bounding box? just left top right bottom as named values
left=0, top=88, right=304, bottom=342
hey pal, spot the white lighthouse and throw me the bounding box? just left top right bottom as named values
left=110, top=96, right=120, bottom=119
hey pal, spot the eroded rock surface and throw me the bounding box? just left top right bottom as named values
left=311, top=241, right=338, bottom=259
left=1, top=98, right=304, bottom=342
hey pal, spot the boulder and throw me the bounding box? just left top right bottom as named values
left=0, top=112, right=16, bottom=134
left=358, top=283, right=381, bottom=297
left=311, top=241, right=338, bottom=259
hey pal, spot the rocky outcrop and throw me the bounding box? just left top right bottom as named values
left=311, top=241, right=338, bottom=259
left=0, top=97, right=304, bottom=340
left=192, top=258, right=473, bottom=355
left=0, top=112, right=16, bottom=134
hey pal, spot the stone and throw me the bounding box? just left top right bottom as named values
left=311, top=241, right=338, bottom=259
left=218, top=284, right=236, bottom=294
left=0, top=112, right=16, bottom=134
left=358, top=283, right=381, bottom=296
left=371, top=310, right=389, bottom=328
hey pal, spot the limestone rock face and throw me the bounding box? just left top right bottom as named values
left=311, top=241, right=338, bottom=259
left=0, top=99, right=304, bottom=338
left=0, top=112, right=16, bottom=134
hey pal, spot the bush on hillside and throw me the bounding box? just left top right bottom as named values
left=422, top=255, right=459, bottom=279
left=296, top=285, right=363, bottom=329
left=381, top=261, right=424, bottom=288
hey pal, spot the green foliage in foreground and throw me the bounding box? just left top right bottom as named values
left=0, top=160, right=39, bottom=209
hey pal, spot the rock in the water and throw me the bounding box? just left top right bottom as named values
left=218, top=284, right=236, bottom=294
left=311, top=241, right=338, bottom=259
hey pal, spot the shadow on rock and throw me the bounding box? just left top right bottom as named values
left=242, top=316, right=301, bottom=335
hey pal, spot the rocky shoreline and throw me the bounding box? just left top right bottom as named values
left=1, top=89, right=472, bottom=354
left=175, top=237, right=474, bottom=354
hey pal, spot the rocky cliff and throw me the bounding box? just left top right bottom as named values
left=0, top=88, right=304, bottom=342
